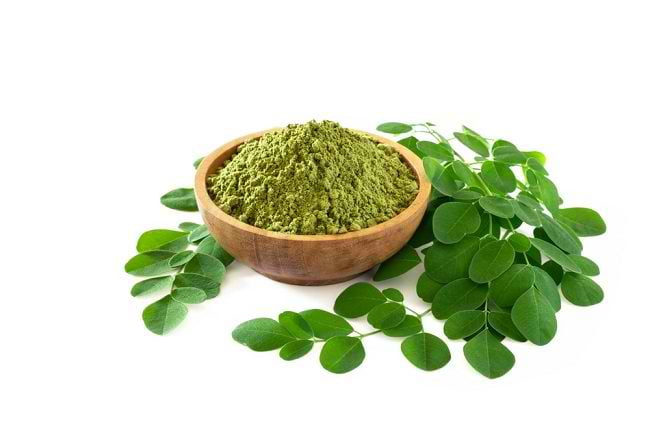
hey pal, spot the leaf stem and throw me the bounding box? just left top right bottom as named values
left=358, top=330, right=382, bottom=339
left=417, top=307, right=432, bottom=318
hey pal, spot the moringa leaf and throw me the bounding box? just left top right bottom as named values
left=401, top=333, right=451, bottom=371
left=278, top=311, right=314, bottom=339
left=423, top=157, right=444, bottom=182
left=478, top=196, right=515, bottom=218
left=373, top=245, right=421, bottom=281
left=142, top=295, right=188, bottom=335
left=511, top=288, right=557, bottom=346
left=367, top=302, right=406, bottom=330
left=193, top=157, right=204, bottom=169
left=168, top=250, right=195, bottom=268
left=383, top=315, right=423, bottom=337
left=463, top=329, right=515, bottom=379
left=178, top=222, right=201, bottom=232
left=424, top=236, right=480, bottom=283
left=481, top=161, right=516, bottom=193
left=417, top=140, right=454, bottom=161
left=184, top=253, right=226, bottom=283
left=382, top=288, right=404, bottom=302
left=537, top=176, right=560, bottom=214
left=408, top=209, right=434, bottom=248
left=160, top=188, right=198, bottom=212
left=320, top=336, right=365, bottom=374
left=195, top=236, right=235, bottom=266
left=377, top=122, right=412, bottom=134
left=188, top=224, right=210, bottom=243
left=469, top=240, right=515, bottom=283
left=512, top=200, right=542, bottom=227
left=538, top=212, right=583, bottom=254
left=541, top=260, right=565, bottom=285
left=173, top=272, right=220, bottom=299
left=398, top=136, right=425, bottom=158
left=300, top=310, right=353, bottom=339
left=561, top=273, right=604, bottom=306
left=452, top=161, right=480, bottom=188
left=444, top=310, right=486, bottom=340
left=131, top=275, right=173, bottom=297
left=232, top=318, right=295, bottom=351
left=334, top=282, right=386, bottom=318
left=494, top=145, right=527, bottom=164
left=508, top=232, right=531, bottom=252
left=136, top=229, right=189, bottom=253
left=417, top=272, right=444, bottom=302
left=125, top=250, right=175, bottom=277
left=433, top=202, right=481, bottom=244
left=489, top=264, right=535, bottom=307
left=557, top=207, right=606, bottom=237
left=488, top=312, right=526, bottom=342
left=454, top=132, right=490, bottom=157
left=530, top=238, right=581, bottom=273
left=431, top=278, right=488, bottom=320
left=171, top=287, right=207, bottom=304
left=532, top=266, right=561, bottom=312
left=279, top=340, right=314, bottom=361
left=568, top=254, right=600, bottom=276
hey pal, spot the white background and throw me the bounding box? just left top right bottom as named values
left=1, top=1, right=648, bottom=432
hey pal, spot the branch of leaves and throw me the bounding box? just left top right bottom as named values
left=124, top=221, right=234, bottom=335
left=233, top=283, right=451, bottom=374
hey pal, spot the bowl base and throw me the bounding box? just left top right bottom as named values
left=256, top=269, right=365, bottom=286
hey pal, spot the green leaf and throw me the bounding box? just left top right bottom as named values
left=278, top=311, right=314, bottom=339
left=131, top=276, right=173, bottom=297
left=367, top=302, right=406, bottom=330
left=431, top=278, right=488, bottom=319
left=541, top=260, right=564, bottom=285
left=173, top=272, right=220, bottom=299
left=452, top=161, right=480, bottom=188
left=398, top=136, right=425, bottom=158
left=481, top=161, right=516, bottom=193
left=188, top=225, right=210, bottom=243
left=300, top=309, right=353, bottom=339
left=557, top=208, right=606, bottom=237
left=171, top=287, right=207, bottom=304
left=423, top=157, right=444, bottom=182
left=373, top=245, right=421, bottom=281
left=517, top=192, right=542, bottom=210
left=489, top=264, right=535, bottom=307
left=279, top=340, right=314, bottom=361
left=232, top=318, right=295, bottom=351
left=195, top=236, right=235, bottom=266
left=136, top=229, right=189, bottom=253
left=142, top=295, right=188, bottom=335
left=488, top=312, right=526, bottom=342
left=530, top=238, right=581, bottom=273
left=538, top=213, right=583, bottom=254
left=537, top=176, right=560, bottom=214
left=193, top=157, right=204, bottom=169
left=433, top=202, right=480, bottom=244
left=184, top=253, right=226, bottom=283
left=408, top=209, right=434, bottom=248
left=444, top=310, right=486, bottom=340
left=417, top=140, right=454, bottom=161
left=494, top=145, right=526, bottom=164
left=434, top=165, right=463, bottom=196
left=179, top=222, right=201, bottom=232
left=319, top=336, right=365, bottom=374
left=125, top=250, right=175, bottom=277
left=417, top=272, right=443, bottom=302
left=168, top=250, right=195, bottom=268
left=512, top=200, right=542, bottom=227
left=401, top=333, right=451, bottom=371
left=526, top=157, right=548, bottom=175
left=160, top=188, right=198, bottom=212
left=377, top=122, right=412, bottom=134
left=383, top=315, right=423, bottom=337
left=382, top=288, right=404, bottom=302
left=469, top=240, right=515, bottom=283
left=531, top=267, right=561, bottom=312
left=424, top=236, right=480, bottom=283
left=463, top=329, right=515, bottom=379
left=568, top=255, right=600, bottom=276
left=511, top=288, right=557, bottom=345
left=333, top=282, right=386, bottom=318
left=454, top=132, right=490, bottom=157
left=508, top=233, right=531, bottom=252
left=478, top=196, right=515, bottom=218
left=561, top=273, right=604, bottom=306
left=524, top=150, right=546, bottom=165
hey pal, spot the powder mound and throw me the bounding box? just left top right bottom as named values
left=207, top=120, right=419, bottom=235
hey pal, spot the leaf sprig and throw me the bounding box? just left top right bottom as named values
left=124, top=164, right=234, bottom=335
left=234, top=122, right=606, bottom=378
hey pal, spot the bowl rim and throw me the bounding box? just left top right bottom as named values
left=194, top=127, right=431, bottom=242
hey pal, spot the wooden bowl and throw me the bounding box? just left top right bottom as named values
left=195, top=128, right=431, bottom=286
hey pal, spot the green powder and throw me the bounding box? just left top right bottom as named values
left=207, top=120, right=419, bottom=235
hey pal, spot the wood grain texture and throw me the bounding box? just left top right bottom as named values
left=195, top=128, right=431, bottom=286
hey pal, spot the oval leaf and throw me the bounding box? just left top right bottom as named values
left=131, top=276, right=173, bottom=297
left=377, top=122, right=412, bottom=134
left=481, top=161, right=516, bottom=193
left=137, top=229, right=189, bottom=253
left=367, top=302, right=406, bottom=330
left=279, top=340, right=314, bottom=361
left=433, top=202, right=481, bottom=244
left=424, top=236, right=480, bottom=283
left=160, top=188, right=198, bottom=212
left=416, top=272, right=443, bottom=302
left=125, top=250, right=175, bottom=277
left=195, top=236, right=235, bottom=266
left=319, top=336, right=365, bottom=374
left=454, top=132, right=489, bottom=157
left=444, top=310, right=486, bottom=340
left=232, top=318, right=295, bottom=351
left=184, top=253, right=226, bottom=283
left=479, top=196, right=515, bottom=218
left=557, top=207, right=606, bottom=237
left=488, top=312, right=526, bottom=342
left=171, top=287, right=207, bottom=304
left=530, top=238, right=581, bottom=273
left=538, top=212, right=582, bottom=254
left=531, top=266, right=561, bottom=312
left=561, top=273, right=604, bottom=306
left=334, top=282, right=386, bottom=318
left=469, top=240, right=515, bottom=283
left=382, top=288, right=404, bottom=302
left=168, top=250, right=195, bottom=268
left=463, top=328, right=515, bottom=378
left=431, top=278, right=488, bottom=319
left=300, top=309, right=353, bottom=339
left=373, top=245, right=421, bottom=281
left=489, top=264, right=535, bottom=307
left=568, top=255, right=600, bottom=276
left=142, top=295, right=188, bottom=335
left=383, top=315, right=423, bottom=337
left=278, top=311, right=314, bottom=339
left=511, top=288, right=557, bottom=346
left=401, top=333, right=451, bottom=371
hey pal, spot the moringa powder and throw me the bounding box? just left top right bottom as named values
left=207, top=120, right=418, bottom=235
